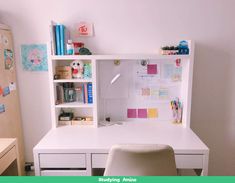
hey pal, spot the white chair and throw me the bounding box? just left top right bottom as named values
left=104, top=144, right=177, bottom=176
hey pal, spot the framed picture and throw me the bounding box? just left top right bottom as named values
left=21, top=44, right=48, bottom=71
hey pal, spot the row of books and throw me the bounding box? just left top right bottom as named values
left=56, top=83, right=93, bottom=105
left=50, top=21, right=68, bottom=55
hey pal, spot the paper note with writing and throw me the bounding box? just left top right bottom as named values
left=138, top=109, right=147, bottom=118
left=148, top=108, right=158, bottom=118
left=127, top=109, right=137, bottom=118
left=162, top=63, right=174, bottom=80
left=159, top=88, right=169, bottom=100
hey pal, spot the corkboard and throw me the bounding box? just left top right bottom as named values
left=0, top=28, right=25, bottom=175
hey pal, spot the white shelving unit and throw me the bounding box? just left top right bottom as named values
left=48, top=40, right=194, bottom=129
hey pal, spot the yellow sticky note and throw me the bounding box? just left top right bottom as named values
left=148, top=108, right=158, bottom=118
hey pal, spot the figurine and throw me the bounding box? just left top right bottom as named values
left=70, top=60, right=84, bottom=79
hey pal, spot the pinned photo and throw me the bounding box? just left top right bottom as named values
left=0, top=104, right=5, bottom=114
left=3, top=86, right=10, bottom=97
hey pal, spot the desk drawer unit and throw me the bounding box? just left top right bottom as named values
left=39, top=153, right=86, bottom=168
left=91, top=154, right=204, bottom=169
left=0, top=146, right=17, bottom=174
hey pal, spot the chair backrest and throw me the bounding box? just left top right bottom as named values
left=104, top=144, right=177, bottom=176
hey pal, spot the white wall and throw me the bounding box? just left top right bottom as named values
left=0, top=0, right=235, bottom=175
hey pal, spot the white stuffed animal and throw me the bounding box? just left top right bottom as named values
left=70, top=60, right=84, bottom=79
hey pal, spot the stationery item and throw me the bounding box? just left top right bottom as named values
left=127, top=109, right=137, bottom=118
left=147, top=64, right=157, bottom=75
left=0, top=104, right=5, bottom=113
left=3, top=87, right=10, bottom=97
left=83, top=83, right=88, bottom=103
left=148, top=108, right=158, bottom=118
left=170, top=98, right=183, bottom=124
left=138, top=109, right=147, bottom=118
left=66, top=40, right=74, bottom=55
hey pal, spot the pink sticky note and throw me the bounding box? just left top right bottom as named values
left=147, top=64, right=157, bottom=74
left=127, top=109, right=137, bottom=118
left=138, top=109, right=147, bottom=118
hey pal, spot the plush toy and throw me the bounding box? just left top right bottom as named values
left=70, top=60, right=84, bottom=79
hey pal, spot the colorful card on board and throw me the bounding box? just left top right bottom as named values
left=138, top=109, right=147, bottom=118
left=147, top=64, right=157, bottom=74
left=3, top=87, right=10, bottom=97
left=9, top=82, right=16, bottom=91
left=142, top=88, right=150, bottom=96
left=4, top=49, right=14, bottom=70
left=127, top=109, right=137, bottom=118
left=0, top=104, right=5, bottom=113
left=159, top=88, right=169, bottom=99
left=148, top=108, right=158, bottom=118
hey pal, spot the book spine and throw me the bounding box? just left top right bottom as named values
left=84, top=83, right=88, bottom=104
left=55, top=25, right=61, bottom=55
left=49, top=23, right=56, bottom=55
left=82, top=84, right=85, bottom=104
left=59, top=25, right=65, bottom=55
left=87, top=83, right=93, bottom=104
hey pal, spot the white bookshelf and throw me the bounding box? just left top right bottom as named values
left=48, top=41, right=194, bottom=129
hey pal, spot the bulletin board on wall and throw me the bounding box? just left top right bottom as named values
left=0, top=26, right=25, bottom=175
left=98, top=58, right=184, bottom=123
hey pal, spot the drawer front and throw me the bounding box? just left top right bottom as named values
left=0, top=146, right=17, bottom=174
left=92, top=154, right=203, bottom=169
left=175, top=155, right=203, bottom=169
left=39, top=154, right=86, bottom=168
left=92, top=154, right=108, bottom=168
left=41, top=170, right=87, bottom=176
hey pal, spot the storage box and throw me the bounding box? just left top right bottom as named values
left=56, top=66, right=72, bottom=79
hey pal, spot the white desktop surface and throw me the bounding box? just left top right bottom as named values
left=34, top=122, right=208, bottom=153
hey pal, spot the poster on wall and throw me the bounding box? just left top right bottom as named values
left=21, top=44, right=48, bottom=71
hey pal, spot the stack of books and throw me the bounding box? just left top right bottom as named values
left=50, top=21, right=68, bottom=55
left=56, top=83, right=93, bottom=104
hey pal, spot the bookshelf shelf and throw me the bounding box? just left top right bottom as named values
left=55, top=102, right=94, bottom=108
left=51, top=54, right=191, bottom=61
left=54, top=79, right=93, bottom=83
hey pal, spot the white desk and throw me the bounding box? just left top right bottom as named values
left=33, top=122, right=209, bottom=176
left=0, top=138, right=20, bottom=175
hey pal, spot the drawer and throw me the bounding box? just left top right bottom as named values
left=41, top=170, right=87, bottom=176
left=0, top=146, right=17, bottom=174
left=92, top=154, right=203, bottom=169
left=39, top=154, right=86, bottom=168
left=175, top=155, right=203, bottom=169
left=92, top=154, right=108, bottom=168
